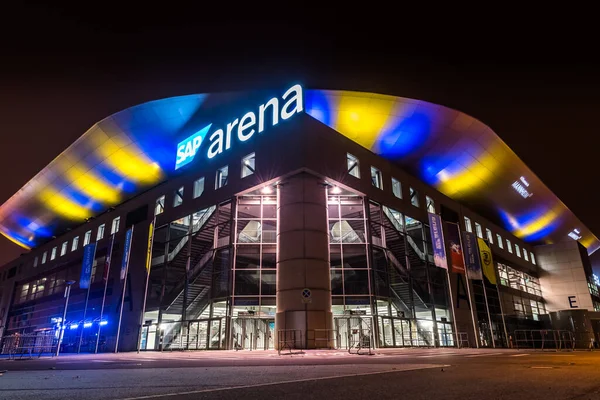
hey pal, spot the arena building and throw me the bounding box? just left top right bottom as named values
left=1, top=84, right=599, bottom=353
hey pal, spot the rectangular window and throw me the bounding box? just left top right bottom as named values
left=60, top=241, right=68, bottom=256
left=496, top=233, right=504, bottom=249
left=33, top=256, right=38, bottom=268
left=531, top=252, right=536, bottom=264
left=515, top=244, right=521, bottom=257
left=215, top=165, right=229, bottom=189
left=97, top=224, right=105, bottom=241
left=42, top=251, right=47, bottom=264
left=347, top=153, right=360, bottom=178
left=111, top=216, right=120, bottom=234
left=464, top=216, right=472, bottom=232
left=173, top=186, right=184, bottom=207
left=392, top=178, right=402, bottom=199
left=410, top=187, right=419, bottom=207
left=506, top=239, right=513, bottom=253
left=523, top=250, right=529, bottom=261
left=426, top=195, right=435, bottom=213
left=486, top=228, right=493, bottom=244
left=72, top=236, right=79, bottom=251
left=193, top=177, right=205, bottom=198
left=370, top=166, right=383, bottom=189
left=475, top=222, right=483, bottom=239
left=50, top=247, right=57, bottom=260
left=241, top=153, right=255, bottom=178
left=84, top=230, right=92, bottom=246
left=155, top=195, right=165, bottom=215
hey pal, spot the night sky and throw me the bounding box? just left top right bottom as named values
left=1, top=5, right=599, bottom=270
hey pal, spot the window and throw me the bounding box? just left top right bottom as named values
left=50, top=247, right=57, bottom=260
left=216, top=165, right=228, bottom=189
left=111, top=216, right=120, bottom=234
left=241, top=153, right=255, bottom=178
left=72, top=236, right=79, bottom=251
left=97, top=224, right=105, bottom=241
left=173, top=186, right=184, bottom=207
left=347, top=153, right=360, bottom=178
left=506, top=239, right=513, bottom=253
left=60, top=242, right=68, bottom=256
left=33, top=256, right=38, bottom=268
left=515, top=244, right=521, bottom=257
left=390, top=178, right=402, bottom=199
left=475, top=222, right=483, bottom=239
left=464, top=216, right=472, bottom=233
left=523, top=250, right=529, bottom=261
left=410, top=187, right=419, bottom=207
left=426, top=196, right=435, bottom=213
left=41, top=251, right=47, bottom=264
left=496, top=233, right=504, bottom=249
left=371, top=166, right=383, bottom=189
left=155, top=195, right=165, bottom=215
left=530, top=252, right=536, bottom=265
left=84, top=230, right=92, bottom=246
left=193, top=177, right=205, bottom=198
left=486, top=228, right=494, bottom=244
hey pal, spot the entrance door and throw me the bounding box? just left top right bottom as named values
left=232, top=318, right=274, bottom=350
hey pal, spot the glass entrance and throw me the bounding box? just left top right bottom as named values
left=231, top=318, right=274, bottom=350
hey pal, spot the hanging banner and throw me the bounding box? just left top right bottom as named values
left=461, top=231, right=482, bottom=280
left=145, top=221, right=155, bottom=274
left=477, top=238, right=497, bottom=285
left=120, top=227, right=133, bottom=280
left=103, top=234, right=116, bottom=281
left=79, top=242, right=97, bottom=289
left=446, top=222, right=466, bottom=274
left=427, top=213, right=447, bottom=269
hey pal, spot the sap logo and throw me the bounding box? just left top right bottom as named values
left=174, top=84, right=303, bottom=170
left=175, top=124, right=212, bottom=170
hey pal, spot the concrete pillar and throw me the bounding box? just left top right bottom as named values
left=276, top=173, right=332, bottom=349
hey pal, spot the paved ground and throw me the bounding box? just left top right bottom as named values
left=1, top=348, right=599, bottom=400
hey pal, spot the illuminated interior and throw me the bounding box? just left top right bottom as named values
left=1, top=88, right=598, bottom=255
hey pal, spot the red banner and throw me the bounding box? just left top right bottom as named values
left=446, top=222, right=466, bottom=274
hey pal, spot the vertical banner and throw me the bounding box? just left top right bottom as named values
left=445, top=222, right=466, bottom=274
left=79, top=242, right=97, bottom=289
left=145, top=221, right=155, bottom=274
left=427, top=213, right=447, bottom=269
left=120, top=227, right=133, bottom=280
left=461, top=231, right=482, bottom=280
left=477, top=238, right=497, bottom=285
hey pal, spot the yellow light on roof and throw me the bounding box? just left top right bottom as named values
left=40, top=188, right=92, bottom=220
left=0, top=231, right=31, bottom=250
left=514, top=208, right=561, bottom=238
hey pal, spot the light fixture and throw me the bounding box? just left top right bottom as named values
left=83, top=321, right=93, bottom=328
left=261, top=186, right=273, bottom=194
left=331, top=186, right=342, bottom=194
left=70, top=323, right=79, bottom=330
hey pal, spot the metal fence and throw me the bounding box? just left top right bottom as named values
left=277, top=329, right=303, bottom=355
left=513, top=330, right=575, bottom=351
left=1, top=331, right=57, bottom=359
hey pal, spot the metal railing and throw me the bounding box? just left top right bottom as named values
left=1, top=331, right=57, bottom=359
left=311, top=329, right=337, bottom=349
left=513, top=330, right=575, bottom=351
left=456, top=332, right=470, bottom=348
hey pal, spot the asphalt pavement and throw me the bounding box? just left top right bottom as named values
left=1, top=348, right=599, bottom=400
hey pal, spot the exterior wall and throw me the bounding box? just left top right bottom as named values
left=0, top=113, right=576, bottom=350
left=537, top=241, right=594, bottom=312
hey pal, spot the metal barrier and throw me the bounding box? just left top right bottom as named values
left=277, top=329, right=303, bottom=355
left=514, top=330, right=575, bottom=351
left=456, top=332, right=470, bottom=348
left=348, top=328, right=373, bottom=355
left=311, top=329, right=337, bottom=349
left=1, top=331, right=57, bottom=359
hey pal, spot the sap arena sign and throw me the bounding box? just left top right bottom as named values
left=175, top=84, right=303, bottom=170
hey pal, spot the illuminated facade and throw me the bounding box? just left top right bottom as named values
left=1, top=85, right=599, bottom=353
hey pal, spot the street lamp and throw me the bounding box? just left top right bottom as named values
left=56, top=280, right=76, bottom=357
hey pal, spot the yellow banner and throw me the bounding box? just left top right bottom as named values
left=145, top=222, right=154, bottom=274
left=477, top=238, right=497, bottom=284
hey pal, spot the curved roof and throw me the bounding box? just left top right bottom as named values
left=1, top=87, right=598, bottom=255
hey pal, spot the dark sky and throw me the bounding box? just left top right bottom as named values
left=1, top=5, right=599, bottom=270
